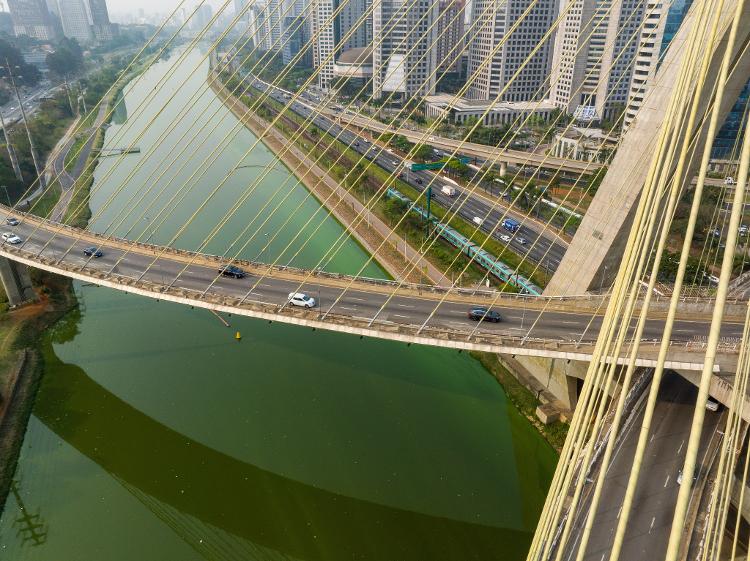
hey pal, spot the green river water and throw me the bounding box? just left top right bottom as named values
left=0, top=47, right=556, bottom=560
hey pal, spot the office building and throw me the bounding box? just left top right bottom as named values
left=466, top=0, right=556, bottom=102
left=550, top=0, right=645, bottom=121
left=372, top=0, right=439, bottom=99
left=436, top=0, right=464, bottom=74
left=7, top=0, right=57, bottom=40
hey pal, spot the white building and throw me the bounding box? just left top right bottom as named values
left=466, top=0, right=556, bottom=102
left=311, top=0, right=370, bottom=89
left=424, top=93, right=557, bottom=126
left=58, top=0, right=93, bottom=43
left=550, top=0, right=645, bottom=121
left=551, top=127, right=618, bottom=161
left=372, top=0, right=439, bottom=100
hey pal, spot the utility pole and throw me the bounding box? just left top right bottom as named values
left=0, top=111, right=23, bottom=182
left=6, top=60, right=46, bottom=190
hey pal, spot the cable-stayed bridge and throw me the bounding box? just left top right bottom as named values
left=2, top=0, right=750, bottom=558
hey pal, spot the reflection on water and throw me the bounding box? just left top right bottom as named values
left=0, top=46, right=556, bottom=560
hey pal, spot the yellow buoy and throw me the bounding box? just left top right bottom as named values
left=235, top=331, right=242, bottom=341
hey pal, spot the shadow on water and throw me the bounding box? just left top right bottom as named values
left=34, top=339, right=535, bottom=561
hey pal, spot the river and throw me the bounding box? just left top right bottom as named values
left=0, top=46, right=556, bottom=560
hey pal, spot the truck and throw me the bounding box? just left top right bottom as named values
left=441, top=185, right=457, bottom=197
left=502, top=218, right=520, bottom=233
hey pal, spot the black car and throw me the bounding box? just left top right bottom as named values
left=468, top=307, right=501, bottom=322
left=83, top=246, right=103, bottom=258
left=6, top=217, right=19, bottom=226
left=416, top=178, right=423, bottom=184
left=218, top=265, right=246, bottom=279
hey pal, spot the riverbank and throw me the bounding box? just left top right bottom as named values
left=210, top=67, right=449, bottom=285
left=0, top=57, right=131, bottom=515
left=0, top=274, right=77, bottom=516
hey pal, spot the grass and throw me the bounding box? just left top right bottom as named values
left=28, top=180, right=62, bottom=219
left=471, top=351, right=569, bottom=451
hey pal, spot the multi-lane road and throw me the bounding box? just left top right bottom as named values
left=240, top=70, right=569, bottom=275
left=560, top=371, right=724, bottom=561
left=0, top=210, right=744, bottom=349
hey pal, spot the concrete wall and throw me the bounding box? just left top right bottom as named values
left=0, top=258, right=34, bottom=306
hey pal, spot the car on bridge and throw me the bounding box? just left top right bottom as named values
left=83, top=247, right=104, bottom=258
left=5, top=217, right=19, bottom=226
left=1, top=232, right=21, bottom=244
left=218, top=265, right=247, bottom=279
left=467, top=307, right=501, bottom=323
left=288, top=292, right=316, bottom=308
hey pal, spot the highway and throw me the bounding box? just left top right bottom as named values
left=239, top=70, right=569, bottom=275
left=560, top=372, right=724, bottom=561
left=0, top=209, right=744, bottom=350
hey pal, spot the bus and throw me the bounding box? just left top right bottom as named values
left=502, top=218, right=520, bottom=233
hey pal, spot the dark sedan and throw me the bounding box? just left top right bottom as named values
left=83, top=247, right=103, bottom=258
left=468, top=307, right=501, bottom=322
left=218, top=265, right=247, bottom=279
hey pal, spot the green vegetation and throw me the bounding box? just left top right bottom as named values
left=46, top=38, right=84, bottom=80
left=471, top=352, right=569, bottom=451
left=0, top=38, right=41, bottom=87
left=235, top=80, right=550, bottom=288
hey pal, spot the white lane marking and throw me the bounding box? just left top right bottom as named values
left=349, top=297, right=367, bottom=302
left=649, top=516, right=655, bottom=534
left=664, top=475, right=670, bottom=487
left=339, top=306, right=357, bottom=311
left=392, top=314, right=411, bottom=319
left=677, top=439, right=685, bottom=454
left=617, top=506, right=622, bottom=520
left=561, top=321, right=580, bottom=325
left=396, top=304, right=416, bottom=309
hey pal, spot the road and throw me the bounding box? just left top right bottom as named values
left=560, top=371, right=724, bottom=561
left=0, top=210, right=744, bottom=350
left=240, top=71, right=569, bottom=275
left=49, top=102, right=112, bottom=221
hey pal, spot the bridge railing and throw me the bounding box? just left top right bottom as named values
left=3, top=204, right=745, bottom=318
left=0, top=235, right=739, bottom=367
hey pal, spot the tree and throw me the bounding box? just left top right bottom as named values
left=0, top=38, right=40, bottom=86
left=46, top=38, right=84, bottom=79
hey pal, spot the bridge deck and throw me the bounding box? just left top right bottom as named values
left=0, top=206, right=743, bottom=371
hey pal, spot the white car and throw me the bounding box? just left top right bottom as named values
left=500, top=234, right=512, bottom=242
left=288, top=292, right=316, bottom=308
left=2, top=232, right=22, bottom=244
left=516, top=237, right=528, bottom=245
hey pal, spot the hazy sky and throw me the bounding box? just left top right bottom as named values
left=106, top=0, right=224, bottom=15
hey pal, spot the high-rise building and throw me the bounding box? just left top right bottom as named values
left=622, top=0, right=748, bottom=157
left=311, top=0, right=371, bottom=89
left=88, top=0, right=114, bottom=42
left=550, top=0, right=645, bottom=121
left=466, top=0, right=556, bottom=102
left=372, top=0, right=439, bottom=99
left=436, top=0, right=464, bottom=74
left=192, top=4, right=213, bottom=31
left=58, top=0, right=93, bottom=43
left=7, top=0, right=57, bottom=40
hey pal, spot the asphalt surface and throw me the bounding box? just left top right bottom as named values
left=560, top=371, right=724, bottom=561
left=240, top=71, right=569, bottom=275
left=0, top=216, right=744, bottom=346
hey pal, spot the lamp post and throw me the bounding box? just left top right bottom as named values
left=5, top=61, right=45, bottom=190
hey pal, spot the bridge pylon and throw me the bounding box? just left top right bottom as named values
left=544, top=0, right=750, bottom=296
left=0, top=257, right=35, bottom=306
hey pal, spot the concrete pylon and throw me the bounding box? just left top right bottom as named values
left=0, top=258, right=35, bottom=306
left=545, top=0, right=750, bottom=296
